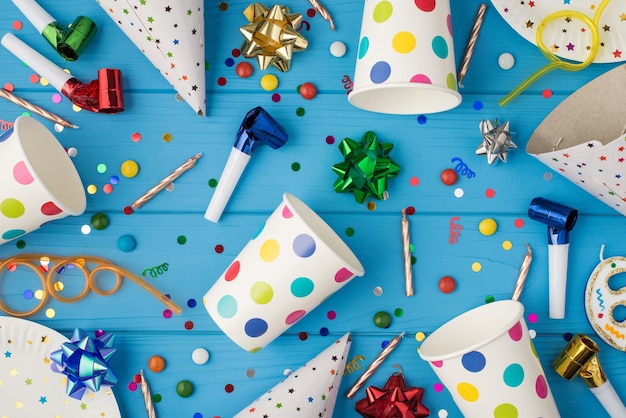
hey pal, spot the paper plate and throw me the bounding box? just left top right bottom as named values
left=0, top=316, right=122, bottom=417
left=490, top=0, right=626, bottom=63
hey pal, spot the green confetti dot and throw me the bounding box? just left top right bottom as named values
left=16, top=240, right=26, bottom=249
left=410, top=255, right=416, bottom=265
left=373, top=311, right=391, bottom=328
left=208, top=178, right=218, bottom=187
left=485, top=295, right=495, bottom=303
left=394, top=308, right=404, bottom=317
left=152, top=393, right=162, bottom=403
left=409, top=243, right=415, bottom=252
left=291, top=162, right=301, bottom=171
left=295, top=107, right=305, bottom=116
left=205, top=61, right=211, bottom=70
left=345, top=227, right=355, bottom=237
left=96, top=163, right=107, bottom=174
left=177, top=235, right=187, bottom=245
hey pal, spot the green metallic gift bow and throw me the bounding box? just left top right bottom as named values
left=332, top=131, right=400, bottom=204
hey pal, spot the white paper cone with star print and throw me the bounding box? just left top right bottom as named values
left=234, top=333, right=352, bottom=417
left=527, top=64, right=626, bottom=216
left=348, top=0, right=462, bottom=114
left=0, top=116, right=86, bottom=245
left=96, top=0, right=206, bottom=116
left=203, top=193, right=364, bottom=352
left=419, top=300, right=561, bottom=418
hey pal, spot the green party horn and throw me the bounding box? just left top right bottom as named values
left=11, top=0, right=97, bottom=61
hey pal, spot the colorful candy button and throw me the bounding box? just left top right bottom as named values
left=176, top=380, right=194, bottom=398
left=148, top=355, right=166, bottom=372
left=191, top=348, right=210, bottom=365
left=260, top=74, right=279, bottom=91
left=120, top=160, right=139, bottom=178
left=478, top=218, right=497, bottom=236
left=90, top=213, right=109, bottom=230
left=373, top=311, right=391, bottom=328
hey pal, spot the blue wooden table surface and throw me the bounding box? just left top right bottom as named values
left=0, top=0, right=625, bottom=417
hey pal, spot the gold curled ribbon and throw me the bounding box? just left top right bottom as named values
left=0, top=254, right=182, bottom=318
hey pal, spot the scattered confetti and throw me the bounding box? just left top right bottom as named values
left=415, top=332, right=425, bottom=342
left=80, top=224, right=91, bottom=234
left=542, top=89, right=553, bottom=99
left=271, top=93, right=281, bottom=102
left=12, top=20, right=23, bottom=31
left=502, top=240, right=513, bottom=250
left=485, top=188, right=495, bottom=198
left=514, top=218, right=525, bottom=228
left=417, top=115, right=427, bottom=124
left=472, top=262, right=482, bottom=272
left=329, top=40, right=347, bottom=57
left=162, top=132, right=173, bottom=142
left=498, top=52, right=515, bottom=70
left=473, top=101, right=483, bottom=110
left=373, top=286, right=383, bottom=296
left=131, top=132, right=142, bottom=142
left=296, top=107, right=305, bottom=116
left=177, top=235, right=187, bottom=245
left=454, top=188, right=464, bottom=198
left=326, top=135, right=335, bottom=144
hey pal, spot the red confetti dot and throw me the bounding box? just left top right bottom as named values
left=123, top=206, right=134, bottom=215
left=306, top=8, right=316, bottom=17
left=215, top=244, right=224, bottom=253
left=271, top=93, right=281, bottom=102
left=514, top=218, right=525, bottom=228
left=184, top=321, right=194, bottom=330
left=133, top=374, right=142, bottom=383
left=217, top=77, right=227, bottom=86
left=325, top=135, right=335, bottom=144
left=131, top=132, right=142, bottom=142
left=485, top=188, right=495, bottom=198
left=103, top=184, right=114, bottom=194
left=231, top=48, right=241, bottom=57
left=29, top=74, right=39, bottom=84
left=405, top=206, right=416, bottom=215
left=327, top=310, right=336, bottom=320
left=299, top=82, right=317, bottom=100
left=440, top=168, right=458, bottom=185
left=542, top=89, right=553, bottom=98
left=410, top=176, right=420, bottom=186
left=224, top=384, right=234, bottom=393
left=438, top=276, right=456, bottom=293
left=298, top=331, right=308, bottom=341
left=235, top=62, right=253, bottom=78
left=12, top=20, right=23, bottom=31
left=3, top=83, right=14, bottom=92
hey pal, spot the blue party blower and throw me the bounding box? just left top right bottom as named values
left=528, top=197, right=578, bottom=319
left=204, top=107, right=288, bottom=223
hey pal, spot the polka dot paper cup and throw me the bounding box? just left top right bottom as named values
left=0, top=116, right=86, bottom=244
left=349, top=0, right=462, bottom=114
left=419, top=300, right=561, bottom=417
left=203, top=193, right=365, bottom=352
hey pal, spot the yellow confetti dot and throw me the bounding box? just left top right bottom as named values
left=260, top=74, right=279, bottom=91
left=415, top=331, right=425, bottom=342
left=87, top=184, right=97, bottom=194
left=39, top=77, right=49, bottom=87
left=34, top=289, right=44, bottom=300
left=367, top=201, right=377, bottom=211
left=472, top=262, right=482, bottom=272
left=502, top=240, right=512, bottom=250
left=45, top=308, right=56, bottom=318
left=72, top=104, right=82, bottom=112
left=53, top=281, right=64, bottom=291
left=120, top=160, right=139, bottom=178
left=162, top=132, right=173, bottom=142
left=478, top=218, right=497, bottom=236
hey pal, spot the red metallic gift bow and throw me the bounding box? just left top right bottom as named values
left=355, top=372, right=430, bottom=418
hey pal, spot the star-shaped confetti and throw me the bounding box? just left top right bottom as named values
left=240, top=3, right=308, bottom=71
left=332, top=132, right=400, bottom=203
left=476, top=119, right=517, bottom=164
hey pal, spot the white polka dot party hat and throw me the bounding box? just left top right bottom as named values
left=96, top=0, right=206, bottom=116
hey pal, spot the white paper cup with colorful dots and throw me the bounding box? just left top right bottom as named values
left=0, top=116, right=86, bottom=244
left=203, top=193, right=365, bottom=352
left=419, top=300, right=561, bottom=417
left=348, top=0, right=462, bottom=114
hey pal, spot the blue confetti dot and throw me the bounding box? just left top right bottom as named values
left=225, top=58, right=235, bottom=67
left=117, top=234, right=137, bottom=252
left=473, top=101, right=483, bottom=110
left=187, top=298, right=197, bottom=308
left=193, top=413, right=203, bottom=418
left=23, top=289, right=33, bottom=299
left=109, top=175, right=119, bottom=185
left=417, top=115, right=427, bottom=124
left=320, top=327, right=329, bottom=336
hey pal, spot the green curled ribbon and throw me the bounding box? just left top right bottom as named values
left=332, top=131, right=400, bottom=204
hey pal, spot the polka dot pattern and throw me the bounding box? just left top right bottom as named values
left=350, top=0, right=460, bottom=114
left=421, top=302, right=558, bottom=416
left=203, top=195, right=363, bottom=351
